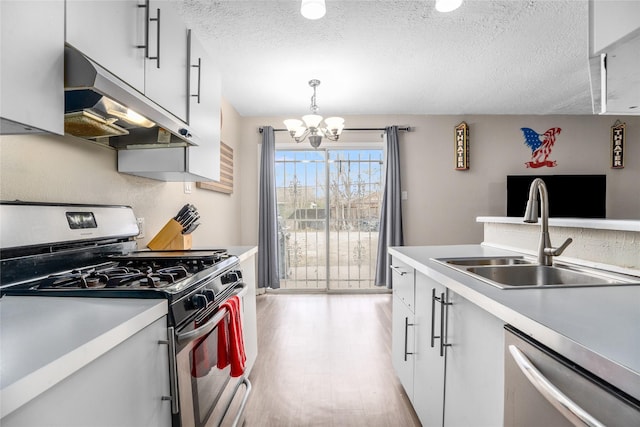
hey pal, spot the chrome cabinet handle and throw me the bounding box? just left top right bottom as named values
left=508, top=345, right=605, bottom=427
left=430, top=288, right=437, bottom=348
left=191, top=57, right=201, bottom=103
left=159, top=327, right=180, bottom=414
left=439, top=292, right=451, bottom=357
left=404, top=317, right=414, bottom=361
left=390, top=264, right=408, bottom=276
left=137, top=0, right=150, bottom=57
left=149, top=7, right=161, bottom=68
left=137, top=1, right=160, bottom=67
left=432, top=290, right=451, bottom=357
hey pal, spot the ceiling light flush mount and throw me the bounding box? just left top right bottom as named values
left=435, top=0, right=463, bottom=13
left=300, top=0, right=326, bottom=20
left=284, top=79, right=344, bottom=149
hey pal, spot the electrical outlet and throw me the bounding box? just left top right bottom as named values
left=184, top=182, right=192, bottom=194
left=401, top=191, right=408, bottom=201
left=136, top=217, right=145, bottom=239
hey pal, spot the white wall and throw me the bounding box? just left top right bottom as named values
left=2, top=111, right=638, bottom=249
left=238, top=114, right=640, bottom=247
left=0, top=98, right=245, bottom=248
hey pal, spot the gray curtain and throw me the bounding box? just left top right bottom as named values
left=375, top=126, right=404, bottom=289
left=258, top=126, right=280, bottom=289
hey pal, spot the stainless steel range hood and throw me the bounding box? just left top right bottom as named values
left=64, top=45, right=196, bottom=148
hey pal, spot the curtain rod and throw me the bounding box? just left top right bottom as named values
left=259, top=126, right=412, bottom=133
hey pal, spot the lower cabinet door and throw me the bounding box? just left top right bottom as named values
left=392, top=296, right=415, bottom=400
left=443, top=290, right=505, bottom=427
left=413, top=272, right=446, bottom=426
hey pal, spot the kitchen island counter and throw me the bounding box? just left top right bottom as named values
left=0, top=296, right=167, bottom=419
left=389, top=244, right=640, bottom=400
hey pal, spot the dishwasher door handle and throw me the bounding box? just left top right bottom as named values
left=508, top=345, right=605, bottom=427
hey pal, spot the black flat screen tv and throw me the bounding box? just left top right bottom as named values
left=507, top=175, right=606, bottom=218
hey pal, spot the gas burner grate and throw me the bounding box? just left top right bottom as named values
left=37, top=264, right=191, bottom=290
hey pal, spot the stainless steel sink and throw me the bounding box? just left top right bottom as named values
left=433, top=257, right=640, bottom=289
left=441, top=257, right=533, bottom=266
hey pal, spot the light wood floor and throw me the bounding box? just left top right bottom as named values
left=242, top=293, right=421, bottom=427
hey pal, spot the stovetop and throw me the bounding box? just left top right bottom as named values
left=2, top=250, right=236, bottom=295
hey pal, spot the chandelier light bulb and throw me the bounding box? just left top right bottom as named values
left=435, top=0, right=463, bottom=13
left=301, top=0, right=326, bottom=20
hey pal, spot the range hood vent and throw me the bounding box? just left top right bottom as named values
left=64, top=45, right=196, bottom=148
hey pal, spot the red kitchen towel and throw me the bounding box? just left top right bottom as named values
left=217, top=315, right=229, bottom=369
left=218, top=295, right=246, bottom=377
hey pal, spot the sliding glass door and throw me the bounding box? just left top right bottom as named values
left=275, top=148, right=383, bottom=291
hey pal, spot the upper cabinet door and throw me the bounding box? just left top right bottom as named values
left=186, top=31, right=221, bottom=181
left=0, top=0, right=64, bottom=135
left=144, top=1, right=188, bottom=122
left=65, top=0, right=146, bottom=93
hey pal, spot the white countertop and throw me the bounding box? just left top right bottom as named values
left=0, top=246, right=256, bottom=419
left=0, top=297, right=167, bottom=418
left=389, top=244, right=640, bottom=400
left=477, top=216, right=640, bottom=232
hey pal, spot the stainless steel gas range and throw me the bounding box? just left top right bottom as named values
left=0, top=201, right=252, bottom=427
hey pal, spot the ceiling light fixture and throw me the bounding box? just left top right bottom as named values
left=284, top=79, right=344, bottom=149
left=300, top=0, right=326, bottom=20
left=435, top=0, right=463, bottom=13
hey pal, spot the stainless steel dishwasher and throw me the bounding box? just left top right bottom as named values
left=504, top=326, right=640, bottom=427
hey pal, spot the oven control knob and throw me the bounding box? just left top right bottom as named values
left=221, top=271, right=242, bottom=284
left=203, top=289, right=216, bottom=303
left=191, top=293, right=208, bottom=309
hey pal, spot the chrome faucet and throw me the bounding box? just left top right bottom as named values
left=523, top=178, right=573, bottom=266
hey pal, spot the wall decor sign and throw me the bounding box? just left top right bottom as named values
left=520, top=127, right=562, bottom=168
left=610, top=120, right=625, bottom=169
left=454, top=122, right=469, bottom=170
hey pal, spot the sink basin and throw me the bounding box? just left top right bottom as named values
left=466, top=265, right=639, bottom=289
left=433, top=257, right=640, bottom=289
left=441, top=257, right=533, bottom=266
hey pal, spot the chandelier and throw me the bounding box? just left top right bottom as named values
left=283, top=79, right=344, bottom=149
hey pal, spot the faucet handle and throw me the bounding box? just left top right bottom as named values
left=544, top=238, right=573, bottom=257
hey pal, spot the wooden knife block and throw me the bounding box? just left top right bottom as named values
left=147, top=219, right=193, bottom=250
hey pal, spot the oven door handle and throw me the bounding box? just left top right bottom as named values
left=508, top=345, right=605, bottom=427
left=177, top=282, right=248, bottom=344
left=218, top=376, right=252, bottom=427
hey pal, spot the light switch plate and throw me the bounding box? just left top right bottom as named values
left=184, top=182, right=192, bottom=194
left=401, top=191, right=408, bottom=200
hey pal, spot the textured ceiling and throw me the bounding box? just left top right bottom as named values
left=173, top=0, right=593, bottom=117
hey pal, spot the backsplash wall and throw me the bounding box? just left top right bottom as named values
left=0, top=98, right=244, bottom=248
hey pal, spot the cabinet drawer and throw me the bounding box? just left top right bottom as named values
left=391, top=257, right=415, bottom=311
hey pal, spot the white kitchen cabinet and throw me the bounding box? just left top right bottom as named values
left=144, top=0, right=188, bottom=122
left=589, top=0, right=640, bottom=54
left=588, top=0, right=640, bottom=116
left=65, top=0, right=146, bottom=93
left=65, top=0, right=188, bottom=122
left=185, top=30, right=221, bottom=181
left=392, top=295, right=415, bottom=400
left=391, top=257, right=415, bottom=400
left=391, top=258, right=415, bottom=311
left=443, top=287, right=504, bottom=427
left=413, top=273, right=446, bottom=426
left=2, top=316, right=171, bottom=427
left=0, top=0, right=64, bottom=135
left=239, top=252, right=259, bottom=374
left=392, top=262, right=505, bottom=427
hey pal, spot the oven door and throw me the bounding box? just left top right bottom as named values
left=173, top=283, right=252, bottom=427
